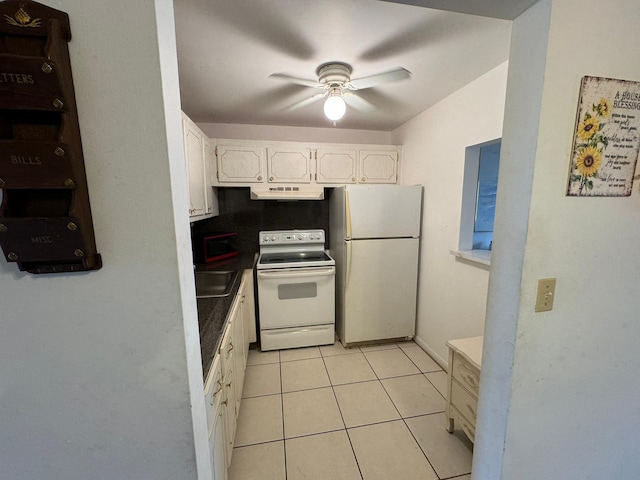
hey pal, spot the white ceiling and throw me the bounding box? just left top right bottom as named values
left=174, top=0, right=522, bottom=131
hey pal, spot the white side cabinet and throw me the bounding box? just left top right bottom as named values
left=445, top=336, right=483, bottom=444
left=182, top=112, right=219, bottom=220
left=204, top=268, right=257, bottom=479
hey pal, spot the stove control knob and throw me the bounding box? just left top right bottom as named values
left=298, top=234, right=304, bottom=240
left=271, top=235, right=277, bottom=241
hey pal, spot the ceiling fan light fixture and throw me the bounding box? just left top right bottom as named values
left=324, top=90, right=346, bottom=121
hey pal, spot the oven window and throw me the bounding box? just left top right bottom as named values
left=278, top=282, right=317, bottom=300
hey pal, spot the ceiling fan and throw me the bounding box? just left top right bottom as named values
left=269, top=62, right=411, bottom=122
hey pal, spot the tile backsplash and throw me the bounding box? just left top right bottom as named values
left=191, top=188, right=330, bottom=256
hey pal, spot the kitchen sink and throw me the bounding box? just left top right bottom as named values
left=195, top=270, right=239, bottom=298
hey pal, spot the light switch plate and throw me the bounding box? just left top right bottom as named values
left=535, top=278, right=556, bottom=312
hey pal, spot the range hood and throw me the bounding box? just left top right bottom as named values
left=250, top=186, right=325, bottom=201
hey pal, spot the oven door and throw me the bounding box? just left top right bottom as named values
left=257, top=266, right=335, bottom=330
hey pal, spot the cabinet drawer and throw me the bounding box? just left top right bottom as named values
left=451, top=379, right=478, bottom=424
left=452, top=352, right=480, bottom=397
left=450, top=405, right=476, bottom=443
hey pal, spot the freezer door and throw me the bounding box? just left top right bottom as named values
left=345, top=185, right=422, bottom=239
left=342, top=237, right=419, bottom=344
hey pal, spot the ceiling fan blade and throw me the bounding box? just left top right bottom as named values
left=347, top=68, right=411, bottom=90
left=342, top=92, right=376, bottom=113
left=283, top=92, right=327, bottom=111
left=343, top=92, right=375, bottom=112
left=269, top=73, right=324, bottom=88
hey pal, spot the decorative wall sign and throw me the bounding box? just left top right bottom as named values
left=567, top=76, right=640, bottom=196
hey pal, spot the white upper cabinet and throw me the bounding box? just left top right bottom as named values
left=315, top=148, right=358, bottom=184
left=215, top=144, right=265, bottom=184
left=359, top=150, right=398, bottom=184
left=204, top=139, right=219, bottom=216
left=267, top=147, right=312, bottom=183
left=211, top=139, right=399, bottom=186
left=183, top=116, right=206, bottom=216
left=183, top=113, right=219, bottom=220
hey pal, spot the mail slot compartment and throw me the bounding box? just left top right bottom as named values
left=0, top=54, right=66, bottom=111
left=0, top=141, right=75, bottom=188
left=0, top=217, right=88, bottom=262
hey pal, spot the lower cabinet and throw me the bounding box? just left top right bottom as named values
left=204, top=268, right=255, bottom=479
left=204, top=354, right=227, bottom=480
left=241, top=269, right=257, bottom=343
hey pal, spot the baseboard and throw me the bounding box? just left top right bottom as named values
left=413, top=336, right=448, bottom=372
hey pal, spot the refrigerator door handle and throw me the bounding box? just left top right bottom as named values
left=345, top=190, right=352, bottom=240
left=345, top=239, right=352, bottom=288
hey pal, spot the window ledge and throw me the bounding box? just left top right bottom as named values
left=450, top=249, right=491, bottom=266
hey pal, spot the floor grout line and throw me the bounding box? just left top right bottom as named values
left=277, top=359, right=287, bottom=480
left=320, top=351, right=365, bottom=480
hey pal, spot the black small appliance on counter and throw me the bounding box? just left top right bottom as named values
left=193, top=232, right=238, bottom=264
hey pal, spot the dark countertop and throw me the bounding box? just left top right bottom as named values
left=197, top=253, right=257, bottom=380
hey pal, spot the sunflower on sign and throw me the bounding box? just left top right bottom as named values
left=570, top=97, right=610, bottom=194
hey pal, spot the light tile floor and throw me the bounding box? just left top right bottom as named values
left=229, top=340, right=473, bottom=480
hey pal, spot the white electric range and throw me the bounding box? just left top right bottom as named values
left=256, top=229, right=335, bottom=351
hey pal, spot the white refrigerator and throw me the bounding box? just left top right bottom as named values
left=329, top=185, right=422, bottom=346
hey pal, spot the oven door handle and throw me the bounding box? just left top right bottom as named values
left=257, top=267, right=336, bottom=279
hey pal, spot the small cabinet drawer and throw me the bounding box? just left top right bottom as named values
left=451, top=379, right=478, bottom=423
left=450, top=405, right=475, bottom=443
left=451, top=352, right=480, bottom=397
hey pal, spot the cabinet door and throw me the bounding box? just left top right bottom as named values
left=209, top=406, right=227, bottom=480
left=216, top=144, right=265, bottom=184
left=204, top=355, right=223, bottom=436
left=204, top=139, right=219, bottom=216
left=241, top=270, right=257, bottom=344
left=231, top=299, right=245, bottom=418
left=359, top=150, right=398, bottom=184
left=183, top=116, right=207, bottom=216
left=316, top=148, right=357, bottom=184
left=219, top=321, right=237, bottom=467
left=267, top=147, right=312, bottom=183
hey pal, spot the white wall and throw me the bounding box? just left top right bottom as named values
left=476, top=0, right=640, bottom=478
left=391, top=62, right=508, bottom=364
left=199, top=122, right=392, bottom=145
left=0, top=1, right=207, bottom=479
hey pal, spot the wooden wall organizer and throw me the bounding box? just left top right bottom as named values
left=0, top=0, right=101, bottom=273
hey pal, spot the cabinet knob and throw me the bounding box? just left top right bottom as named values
left=351, top=177, right=356, bottom=182
left=361, top=177, right=366, bottom=182
left=269, top=176, right=274, bottom=181
left=257, top=176, right=262, bottom=181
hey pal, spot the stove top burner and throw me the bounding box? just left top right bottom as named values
left=259, top=251, right=331, bottom=265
